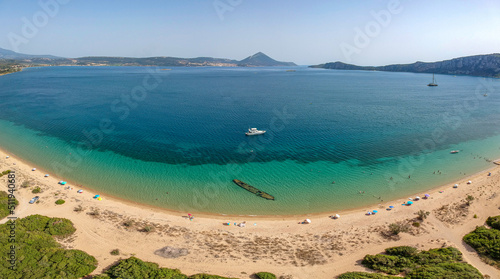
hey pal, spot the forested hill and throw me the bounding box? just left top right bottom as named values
left=310, top=54, right=500, bottom=78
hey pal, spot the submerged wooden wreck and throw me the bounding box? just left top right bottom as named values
left=232, top=179, right=275, bottom=200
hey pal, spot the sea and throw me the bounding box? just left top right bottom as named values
left=0, top=66, right=499, bottom=215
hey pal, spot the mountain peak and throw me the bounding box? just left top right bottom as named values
left=238, top=52, right=296, bottom=67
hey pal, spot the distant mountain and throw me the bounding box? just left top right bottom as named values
left=238, top=52, right=296, bottom=66
left=0, top=47, right=62, bottom=59
left=73, top=56, right=239, bottom=67
left=310, top=54, right=500, bottom=78
left=0, top=48, right=296, bottom=68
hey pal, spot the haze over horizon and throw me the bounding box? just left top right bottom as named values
left=1, top=0, right=499, bottom=66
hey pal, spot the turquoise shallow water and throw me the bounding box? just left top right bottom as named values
left=0, top=66, right=499, bottom=215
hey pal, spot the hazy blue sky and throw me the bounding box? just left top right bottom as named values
left=0, top=0, right=499, bottom=65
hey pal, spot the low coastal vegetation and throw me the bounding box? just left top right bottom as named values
left=0, top=191, right=18, bottom=219
left=0, top=214, right=276, bottom=279
left=463, top=215, right=500, bottom=268
left=0, top=169, right=11, bottom=177
left=55, top=199, right=66, bottom=205
left=337, top=246, right=483, bottom=278
left=255, top=272, right=277, bottom=279
left=0, top=215, right=97, bottom=278
left=91, top=256, right=266, bottom=278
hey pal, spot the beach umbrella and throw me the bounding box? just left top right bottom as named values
left=373, top=210, right=378, bottom=213
left=32, top=168, right=36, bottom=171
left=415, top=196, right=420, bottom=200
left=335, top=214, right=340, bottom=219
left=61, top=181, right=67, bottom=185
left=366, top=211, right=372, bottom=215
left=97, top=197, right=102, bottom=201
left=424, top=194, right=430, bottom=197
left=94, top=195, right=100, bottom=199
left=407, top=201, right=414, bottom=205
left=44, top=174, right=49, bottom=177
left=77, top=190, right=83, bottom=193
left=6, top=156, right=9, bottom=158
left=389, top=205, right=394, bottom=209
left=467, top=181, right=472, bottom=184
left=59, top=181, right=63, bottom=184
left=305, top=219, right=311, bottom=224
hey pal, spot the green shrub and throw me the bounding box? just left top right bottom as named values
left=110, top=249, right=120, bottom=255
left=45, top=217, right=76, bottom=237
left=338, top=272, right=398, bottom=278
left=358, top=246, right=481, bottom=278
left=416, top=210, right=430, bottom=221
left=17, top=215, right=76, bottom=236
left=255, top=272, right=277, bottom=279
left=55, top=199, right=66, bottom=205
left=0, top=215, right=97, bottom=278
left=385, top=246, right=418, bottom=257
left=388, top=222, right=409, bottom=235
left=104, top=257, right=187, bottom=279
left=486, top=215, right=500, bottom=230
left=464, top=226, right=500, bottom=260
left=32, top=186, right=41, bottom=194
left=0, top=191, right=18, bottom=219
left=405, top=262, right=483, bottom=279
left=17, top=214, right=51, bottom=231
left=0, top=170, right=11, bottom=177
left=362, top=254, right=412, bottom=275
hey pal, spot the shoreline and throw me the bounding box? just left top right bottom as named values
left=0, top=143, right=499, bottom=220
left=2, top=144, right=500, bottom=278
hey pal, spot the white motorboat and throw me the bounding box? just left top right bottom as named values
left=245, top=128, right=266, bottom=136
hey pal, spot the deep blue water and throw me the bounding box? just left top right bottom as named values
left=0, top=66, right=499, bottom=214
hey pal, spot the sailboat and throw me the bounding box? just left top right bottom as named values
left=427, top=74, right=438, bottom=86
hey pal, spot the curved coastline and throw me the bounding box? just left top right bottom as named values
left=1, top=143, right=499, bottom=220
left=3, top=144, right=500, bottom=278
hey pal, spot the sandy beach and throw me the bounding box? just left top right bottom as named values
left=1, top=146, right=499, bottom=279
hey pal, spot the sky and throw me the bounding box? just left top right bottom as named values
left=0, top=0, right=499, bottom=65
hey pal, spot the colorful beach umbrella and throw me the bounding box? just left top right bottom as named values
left=373, top=210, right=378, bottom=213
left=407, top=201, right=414, bottom=205
left=32, top=168, right=36, bottom=171
left=424, top=194, right=430, bottom=197
left=44, top=174, right=49, bottom=177
left=389, top=205, right=394, bottom=208
left=61, top=181, right=67, bottom=185
left=77, top=190, right=83, bottom=193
